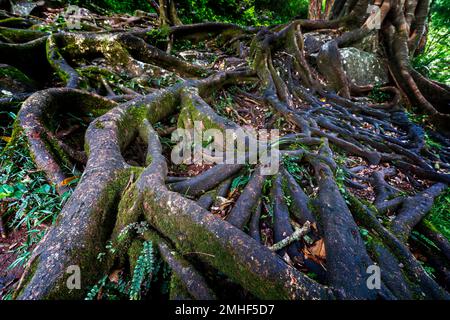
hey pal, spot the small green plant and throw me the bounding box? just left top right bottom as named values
left=424, top=132, right=442, bottom=151
left=368, top=85, right=390, bottom=103
left=129, top=241, right=155, bottom=300
left=282, top=156, right=303, bottom=180
left=359, top=227, right=374, bottom=245
left=405, top=111, right=429, bottom=125
left=85, top=275, right=108, bottom=300
left=87, top=240, right=157, bottom=300
left=215, top=95, right=234, bottom=118
left=118, top=221, right=150, bottom=241
left=147, top=25, right=171, bottom=46
left=283, top=194, right=292, bottom=207
left=230, top=172, right=251, bottom=192
left=419, top=260, right=437, bottom=279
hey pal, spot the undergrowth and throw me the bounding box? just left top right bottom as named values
left=412, top=0, right=450, bottom=84
left=86, top=240, right=170, bottom=300
left=0, top=111, right=75, bottom=270
left=423, top=187, right=450, bottom=242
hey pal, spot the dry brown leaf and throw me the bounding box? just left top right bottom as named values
left=309, top=238, right=326, bottom=259
left=109, top=269, right=122, bottom=283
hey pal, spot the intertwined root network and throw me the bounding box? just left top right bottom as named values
left=1, top=0, right=449, bottom=300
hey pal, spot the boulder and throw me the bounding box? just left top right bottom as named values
left=340, top=47, right=389, bottom=86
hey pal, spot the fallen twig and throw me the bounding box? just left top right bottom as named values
left=269, top=221, right=311, bottom=252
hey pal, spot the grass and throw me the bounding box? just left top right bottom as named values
left=423, top=187, right=450, bottom=242
left=412, top=26, right=450, bottom=85
left=0, top=112, right=75, bottom=270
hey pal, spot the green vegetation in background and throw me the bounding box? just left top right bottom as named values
left=176, top=0, right=309, bottom=25
left=412, top=0, right=450, bottom=84
left=66, top=0, right=309, bottom=25
left=68, top=0, right=153, bottom=14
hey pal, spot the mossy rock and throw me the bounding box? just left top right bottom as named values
left=340, top=47, right=389, bottom=86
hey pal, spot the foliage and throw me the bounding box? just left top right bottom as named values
left=129, top=240, right=155, bottom=300
left=85, top=275, right=108, bottom=300
left=424, top=132, right=442, bottom=152
left=430, top=0, right=450, bottom=28
left=412, top=26, right=450, bottom=84
left=230, top=170, right=251, bottom=192
left=171, top=0, right=308, bottom=25
left=368, top=85, right=390, bottom=103
left=423, top=187, right=450, bottom=242
left=68, top=0, right=153, bottom=14
left=0, top=112, right=74, bottom=269
left=86, top=240, right=162, bottom=300
left=412, top=0, right=450, bottom=84
left=255, top=0, right=309, bottom=21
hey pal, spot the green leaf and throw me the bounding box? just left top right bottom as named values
left=0, top=184, right=14, bottom=199
left=36, top=184, right=51, bottom=194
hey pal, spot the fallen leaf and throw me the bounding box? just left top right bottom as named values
left=60, top=176, right=79, bottom=186
left=109, top=269, right=122, bottom=283
left=309, top=239, right=326, bottom=259
left=303, top=238, right=326, bottom=265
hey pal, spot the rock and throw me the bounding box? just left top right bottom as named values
left=339, top=47, right=389, bottom=86
left=353, top=32, right=380, bottom=54
left=12, top=1, right=43, bottom=16
left=304, top=32, right=335, bottom=54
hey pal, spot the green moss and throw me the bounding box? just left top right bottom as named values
left=177, top=90, right=222, bottom=132
left=12, top=256, right=40, bottom=299
left=113, top=170, right=144, bottom=238
left=128, top=240, right=144, bottom=276
left=52, top=168, right=136, bottom=298
left=142, top=187, right=316, bottom=299
left=95, top=121, right=105, bottom=129
left=46, top=36, right=71, bottom=84
left=0, top=26, right=45, bottom=43
left=43, top=134, right=72, bottom=169
left=169, top=274, right=191, bottom=299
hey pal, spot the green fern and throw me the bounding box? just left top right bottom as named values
left=85, top=275, right=108, bottom=300
left=129, top=241, right=154, bottom=300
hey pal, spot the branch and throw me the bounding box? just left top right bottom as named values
left=269, top=221, right=311, bottom=252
